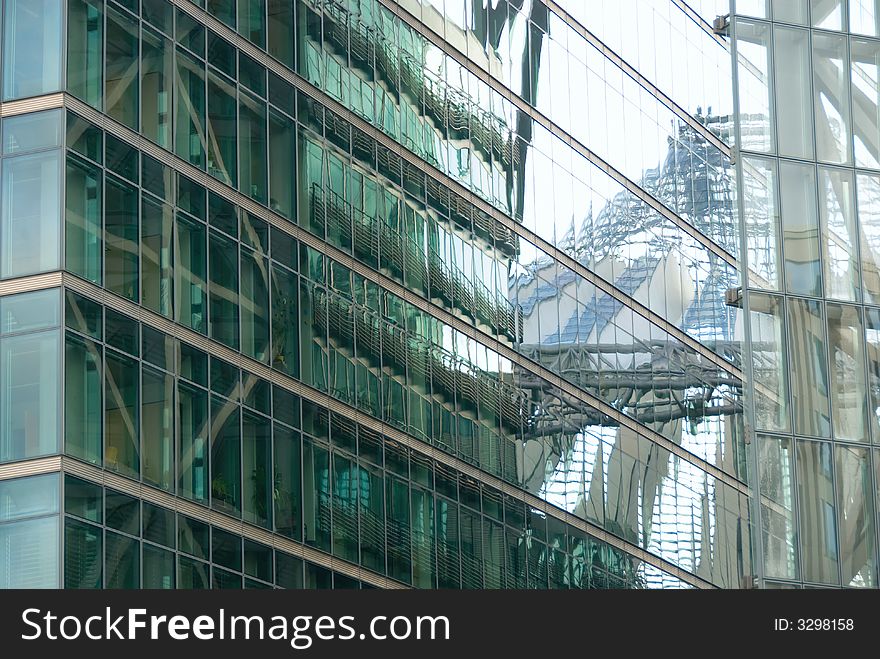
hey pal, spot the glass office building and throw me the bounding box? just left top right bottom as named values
left=0, top=0, right=864, bottom=591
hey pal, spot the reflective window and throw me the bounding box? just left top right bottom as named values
left=1, top=150, right=61, bottom=279
left=827, top=303, right=868, bottom=442
left=851, top=0, right=880, bottom=36
left=812, top=31, right=851, bottom=165
left=819, top=167, right=859, bottom=302
left=65, top=332, right=102, bottom=464
left=835, top=445, right=875, bottom=587
left=812, top=0, right=846, bottom=30
left=750, top=293, right=791, bottom=432
left=2, top=109, right=62, bottom=155
left=1, top=0, right=62, bottom=100
left=65, top=154, right=102, bottom=284
left=142, top=26, right=173, bottom=148
left=106, top=6, right=140, bottom=130
left=774, top=26, right=814, bottom=160
left=142, top=366, right=174, bottom=491
left=736, top=19, right=774, bottom=152
left=851, top=38, right=880, bottom=169
left=788, top=298, right=831, bottom=438
left=105, top=349, right=140, bottom=477
left=774, top=0, right=810, bottom=24
left=0, top=330, right=60, bottom=462
left=780, top=161, right=821, bottom=297
left=797, top=440, right=839, bottom=584
left=67, top=0, right=104, bottom=108
left=743, top=157, right=781, bottom=290
left=0, top=473, right=59, bottom=588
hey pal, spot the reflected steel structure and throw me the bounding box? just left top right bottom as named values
left=0, top=0, right=870, bottom=590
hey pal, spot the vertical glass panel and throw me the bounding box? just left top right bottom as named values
left=270, top=263, right=299, bottom=377
left=851, top=0, right=880, bottom=35
left=212, top=527, right=241, bottom=570
left=274, top=424, right=301, bottom=540
left=788, top=298, right=831, bottom=438
left=242, top=409, right=271, bottom=529
left=851, top=38, right=880, bottom=169
left=106, top=531, right=139, bottom=588
left=332, top=454, right=359, bottom=563
left=836, top=445, right=875, bottom=587
left=360, top=463, right=385, bottom=574
left=2, top=0, right=62, bottom=100
left=303, top=439, right=331, bottom=552
left=735, top=19, right=773, bottom=152
left=179, top=381, right=208, bottom=502
left=268, top=108, right=295, bottom=220
left=176, top=8, right=205, bottom=57
left=141, top=196, right=174, bottom=317
left=774, top=0, right=810, bottom=23
left=65, top=154, right=102, bottom=284
left=207, top=72, right=237, bottom=187
left=774, top=26, right=814, bottom=160
left=240, top=247, right=270, bottom=362
left=859, top=174, right=880, bottom=306
left=267, top=1, right=294, bottom=69
left=105, top=7, right=139, bottom=130
left=105, top=349, right=139, bottom=478
left=411, top=486, right=435, bottom=587
left=142, top=26, right=173, bottom=149
left=142, top=366, right=174, bottom=491
left=143, top=545, right=175, bottom=588
left=866, top=308, right=880, bottom=442
left=67, top=0, right=103, bottom=108
left=238, top=0, right=265, bottom=47
left=65, top=332, right=102, bottom=464
left=0, top=514, right=58, bottom=588
left=827, top=303, right=869, bottom=442
left=239, top=92, right=267, bottom=204
left=813, top=31, right=852, bottom=165
left=742, top=157, right=781, bottom=290
left=812, top=0, right=845, bottom=29
left=2, top=108, right=62, bottom=155
left=0, top=330, right=60, bottom=462
left=797, top=440, right=839, bottom=585
left=64, top=518, right=101, bottom=588
left=749, top=293, right=791, bottom=432
left=780, top=161, right=821, bottom=297
left=105, top=176, right=139, bottom=301
left=175, top=213, right=207, bottom=334
left=209, top=229, right=239, bottom=349
left=211, top=395, right=241, bottom=516
left=175, top=48, right=207, bottom=169
left=1, top=151, right=61, bottom=279
left=819, top=167, right=859, bottom=302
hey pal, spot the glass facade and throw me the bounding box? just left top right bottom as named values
left=735, top=0, right=880, bottom=588
left=0, top=0, right=867, bottom=591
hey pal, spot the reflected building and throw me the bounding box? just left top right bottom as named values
left=0, top=0, right=858, bottom=591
